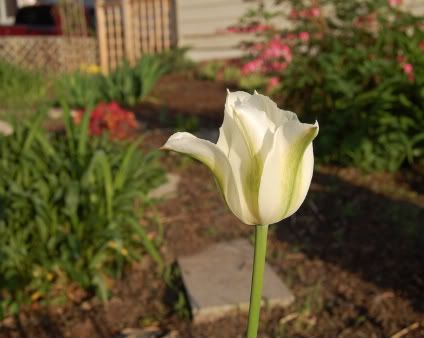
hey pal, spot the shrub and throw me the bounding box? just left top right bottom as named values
left=156, top=47, right=195, bottom=74
left=0, top=109, right=165, bottom=318
left=54, top=70, right=104, bottom=109
left=55, top=54, right=168, bottom=108
left=230, top=0, right=424, bottom=171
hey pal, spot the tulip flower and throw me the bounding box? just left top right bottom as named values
left=162, top=90, right=318, bottom=338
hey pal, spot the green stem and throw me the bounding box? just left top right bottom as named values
left=247, top=224, right=269, bottom=338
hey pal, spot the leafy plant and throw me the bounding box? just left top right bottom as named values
left=0, top=108, right=165, bottom=318
left=230, top=0, right=424, bottom=171
left=155, top=47, right=195, bottom=74
left=55, top=71, right=104, bottom=109
left=55, top=55, right=167, bottom=108
left=174, top=114, right=199, bottom=133
left=0, top=60, right=51, bottom=116
left=197, top=61, right=225, bottom=81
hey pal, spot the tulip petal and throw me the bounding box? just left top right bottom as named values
left=233, top=99, right=275, bottom=161
left=258, top=122, right=318, bottom=225
left=162, top=132, right=229, bottom=192
left=251, top=91, right=298, bottom=128
left=226, top=113, right=261, bottom=224
left=162, top=132, right=257, bottom=225
left=217, top=90, right=251, bottom=156
left=216, top=91, right=260, bottom=224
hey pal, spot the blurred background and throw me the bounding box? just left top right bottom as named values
left=0, top=0, right=423, bottom=337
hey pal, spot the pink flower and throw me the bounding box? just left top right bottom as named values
left=267, top=76, right=280, bottom=92
left=296, top=6, right=321, bottom=19
left=227, top=26, right=240, bottom=33
left=403, top=63, right=413, bottom=73
left=241, top=59, right=264, bottom=74
left=397, top=55, right=406, bottom=64
left=402, top=63, right=414, bottom=81
left=262, top=38, right=292, bottom=62
left=388, top=0, right=402, bottom=6
left=299, top=31, right=310, bottom=42
left=250, top=24, right=272, bottom=32
left=354, top=13, right=376, bottom=28
left=310, top=7, right=321, bottom=17
left=267, top=61, right=288, bottom=72
left=289, top=9, right=298, bottom=19
left=286, top=33, right=297, bottom=40
left=299, top=9, right=308, bottom=18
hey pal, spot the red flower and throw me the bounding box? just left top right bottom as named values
left=73, top=102, right=138, bottom=140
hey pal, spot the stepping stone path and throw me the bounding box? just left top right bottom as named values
left=178, top=238, right=295, bottom=323
left=115, top=327, right=179, bottom=338
left=0, top=120, right=13, bottom=136
left=47, top=107, right=81, bottom=119
left=148, top=173, right=180, bottom=199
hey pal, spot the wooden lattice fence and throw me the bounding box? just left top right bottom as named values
left=0, top=36, right=97, bottom=73
left=0, top=0, right=176, bottom=73
left=0, top=0, right=97, bottom=73
left=96, top=0, right=176, bottom=74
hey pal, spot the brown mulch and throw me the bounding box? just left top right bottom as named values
left=132, top=73, right=229, bottom=129
left=1, top=73, right=423, bottom=338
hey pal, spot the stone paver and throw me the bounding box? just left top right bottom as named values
left=148, top=173, right=180, bottom=199
left=0, top=120, right=13, bottom=136
left=178, top=238, right=295, bottom=323
left=115, top=328, right=179, bottom=338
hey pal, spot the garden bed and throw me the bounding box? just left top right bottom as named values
left=1, top=107, right=423, bottom=338
left=133, top=73, right=240, bottom=129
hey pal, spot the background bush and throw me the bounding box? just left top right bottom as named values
left=55, top=54, right=170, bottom=109
left=0, top=109, right=165, bottom=317
left=230, top=0, right=424, bottom=171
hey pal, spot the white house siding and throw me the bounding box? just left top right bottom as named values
left=0, top=0, right=17, bottom=24
left=176, top=0, right=424, bottom=61
left=404, top=0, right=424, bottom=15
left=175, top=0, right=291, bottom=61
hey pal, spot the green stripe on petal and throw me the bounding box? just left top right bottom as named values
left=232, top=108, right=263, bottom=223
left=258, top=122, right=319, bottom=225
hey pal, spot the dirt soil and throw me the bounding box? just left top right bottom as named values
left=1, top=73, right=423, bottom=338
left=132, top=73, right=238, bottom=129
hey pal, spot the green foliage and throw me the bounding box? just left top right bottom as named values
left=198, top=61, right=243, bottom=85
left=235, top=0, right=424, bottom=171
left=198, top=61, right=225, bottom=81
left=284, top=1, right=424, bottom=171
left=55, top=71, right=104, bottom=109
left=239, top=73, right=268, bottom=91
left=0, top=60, right=51, bottom=116
left=156, top=47, right=195, bottom=74
left=0, top=109, right=165, bottom=317
left=56, top=55, right=168, bottom=108
left=174, top=114, right=199, bottom=133
left=163, top=264, right=191, bottom=319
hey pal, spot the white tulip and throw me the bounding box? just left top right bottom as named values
left=162, top=90, right=318, bottom=225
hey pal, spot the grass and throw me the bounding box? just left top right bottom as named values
left=0, top=61, right=53, bottom=118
